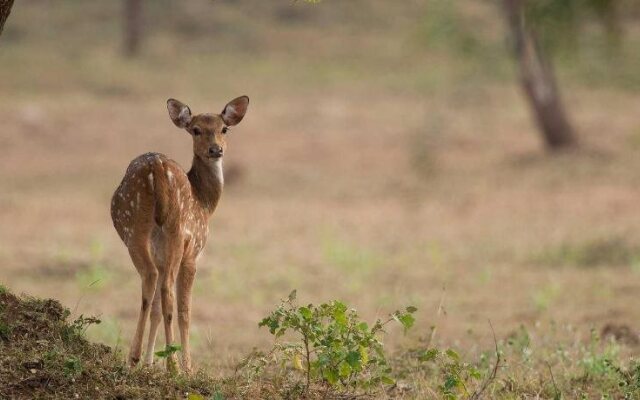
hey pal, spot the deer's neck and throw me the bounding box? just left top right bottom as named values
left=188, top=155, right=224, bottom=214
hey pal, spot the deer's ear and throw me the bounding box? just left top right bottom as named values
left=221, top=96, right=249, bottom=126
left=167, top=98, right=192, bottom=128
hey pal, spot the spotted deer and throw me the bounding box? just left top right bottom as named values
left=110, top=96, right=249, bottom=372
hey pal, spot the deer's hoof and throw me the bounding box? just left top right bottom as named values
left=128, top=355, right=141, bottom=367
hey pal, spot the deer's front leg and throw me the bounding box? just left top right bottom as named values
left=177, top=258, right=196, bottom=372
left=160, top=236, right=184, bottom=373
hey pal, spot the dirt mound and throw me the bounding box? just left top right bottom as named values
left=0, top=288, right=219, bottom=399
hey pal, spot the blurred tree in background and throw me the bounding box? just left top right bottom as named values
left=503, top=0, right=578, bottom=150
left=422, top=0, right=638, bottom=151
left=123, top=0, right=143, bottom=57
left=0, top=0, right=15, bottom=36
left=503, top=0, right=635, bottom=151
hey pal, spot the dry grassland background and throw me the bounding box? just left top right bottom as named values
left=1, top=0, right=640, bottom=377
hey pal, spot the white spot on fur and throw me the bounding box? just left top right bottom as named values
left=148, top=173, right=154, bottom=190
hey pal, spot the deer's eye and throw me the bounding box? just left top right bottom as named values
left=192, top=127, right=202, bottom=136
left=222, top=126, right=229, bottom=134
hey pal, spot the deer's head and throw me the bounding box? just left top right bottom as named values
left=167, top=96, right=249, bottom=161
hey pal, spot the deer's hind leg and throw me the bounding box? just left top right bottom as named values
left=127, top=232, right=158, bottom=367
left=144, top=279, right=162, bottom=365
left=159, top=231, right=184, bottom=373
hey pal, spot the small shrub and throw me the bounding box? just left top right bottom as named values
left=253, top=290, right=416, bottom=395
left=396, top=340, right=501, bottom=400
left=61, top=314, right=101, bottom=343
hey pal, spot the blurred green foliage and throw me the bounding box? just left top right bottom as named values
left=419, top=0, right=640, bottom=90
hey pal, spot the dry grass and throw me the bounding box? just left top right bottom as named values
left=1, top=0, right=640, bottom=398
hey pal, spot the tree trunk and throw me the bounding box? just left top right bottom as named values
left=502, top=0, right=577, bottom=150
left=123, top=0, right=143, bottom=57
left=0, top=0, right=15, bottom=37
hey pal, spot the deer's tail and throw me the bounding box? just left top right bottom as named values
left=152, top=157, right=171, bottom=227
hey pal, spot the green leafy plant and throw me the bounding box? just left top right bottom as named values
left=392, top=320, right=501, bottom=400
left=155, top=343, right=182, bottom=374
left=61, top=313, right=101, bottom=343
left=155, top=343, right=182, bottom=359
left=415, top=347, right=485, bottom=399
left=256, top=290, right=416, bottom=394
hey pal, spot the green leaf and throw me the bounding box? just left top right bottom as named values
left=288, top=289, right=297, bottom=302
left=419, top=348, right=439, bottom=362
left=398, top=313, right=415, bottom=331
left=443, top=374, right=461, bottom=390
left=381, top=375, right=395, bottom=385
left=445, top=348, right=460, bottom=361
left=469, top=367, right=482, bottom=379
left=155, top=344, right=181, bottom=358
left=333, top=301, right=347, bottom=312
left=346, top=350, right=361, bottom=369
left=339, top=361, right=352, bottom=377
left=406, top=306, right=418, bottom=313
left=299, top=306, right=312, bottom=320
left=259, top=316, right=280, bottom=334
left=333, top=309, right=348, bottom=327
left=187, top=394, right=205, bottom=400
left=324, top=368, right=339, bottom=385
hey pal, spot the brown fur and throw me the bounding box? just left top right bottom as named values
left=110, top=96, right=249, bottom=372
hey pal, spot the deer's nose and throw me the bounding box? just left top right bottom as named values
left=208, top=146, right=223, bottom=158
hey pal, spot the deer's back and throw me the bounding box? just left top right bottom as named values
left=111, top=152, right=206, bottom=252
